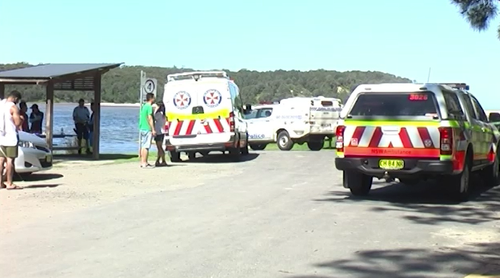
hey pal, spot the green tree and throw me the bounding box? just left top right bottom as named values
left=0, top=63, right=412, bottom=104
left=452, top=0, right=500, bottom=38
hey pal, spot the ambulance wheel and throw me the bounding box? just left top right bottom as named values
left=188, top=152, right=196, bottom=160
left=343, top=171, right=372, bottom=196
left=250, top=144, right=267, bottom=151
left=482, top=147, right=500, bottom=187
left=229, top=143, right=241, bottom=161
left=277, top=131, right=294, bottom=151
left=169, top=150, right=181, bottom=163
left=240, top=139, right=249, bottom=155
left=307, top=141, right=323, bottom=151
left=448, top=155, right=472, bottom=202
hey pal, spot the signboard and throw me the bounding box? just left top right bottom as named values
left=140, top=71, right=157, bottom=102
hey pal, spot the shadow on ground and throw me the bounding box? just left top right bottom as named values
left=21, top=183, right=61, bottom=189
left=15, top=173, right=64, bottom=182
left=181, top=153, right=260, bottom=164
left=316, top=178, right=500, bottom=225
left=288, top=242, right=500, bottom=278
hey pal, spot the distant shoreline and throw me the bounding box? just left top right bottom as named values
left=49, top=102, right=141, bottom=107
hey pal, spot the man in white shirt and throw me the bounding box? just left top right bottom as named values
left=73, top=98, right=91, bottom=155
left=0, top=90, right=23, bottom=190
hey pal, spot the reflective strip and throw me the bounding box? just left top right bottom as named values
left=344, top=147, right=440, bottom=158
left=166, top=108, right=230, bottom=121
left=440, top=155, right=452, bottom=160
left=169, top=118, right=230, bottom=136
left=344, top=126, right=440, bottom=149
left=454, top=150, right=466, bottom=171
left=336, top=151, right=344, bottom=158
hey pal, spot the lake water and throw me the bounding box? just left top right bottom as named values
left=31, top=103, right=140, bottom=154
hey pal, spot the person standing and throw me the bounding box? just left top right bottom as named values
left=29, top=104, right=44, bottom=134
left=0, top=90, right=23, bottom=190
left=19, top=101, right=29, bottom=132
left=139, top=93, right=156, bottom=168
left=153, top=101, right=167, bottom=166
left=73, top=98, right=91, bottom=155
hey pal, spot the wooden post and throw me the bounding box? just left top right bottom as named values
left=0, top=83, right=4, bottom=99
left=45, top=82, right=54, bottom=149
left=92, top=73, right=101, bottom=160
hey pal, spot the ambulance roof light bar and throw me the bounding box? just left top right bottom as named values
left=167, top=71, right=228, bottom=82
left=440, top=83, right=470, bottom=90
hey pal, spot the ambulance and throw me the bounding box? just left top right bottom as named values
left=163, top=71, right=250, bottom=162
left=245, top=96, right=342, bottom=151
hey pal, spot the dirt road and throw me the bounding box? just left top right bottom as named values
left=1, top=151, right=499, bottom=278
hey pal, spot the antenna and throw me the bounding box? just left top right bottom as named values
left=426, top=67, right=432, bottom=82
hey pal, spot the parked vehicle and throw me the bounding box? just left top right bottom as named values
left=163, top=71, right=249, bottom=162
left=335, top=82, right=500, bottom=201
left=16, top=131, right=53, bottom=176
left=245, top=96, right=342, bottom=151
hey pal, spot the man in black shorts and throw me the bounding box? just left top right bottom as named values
left=72, top=99, right=91, bottom=155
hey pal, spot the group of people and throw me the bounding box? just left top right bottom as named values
left=139, top=92, right=167, bottom=168
left=18, top=102, right=44, bottom=134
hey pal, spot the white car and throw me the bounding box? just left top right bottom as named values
left=15, top=131, right=53, bottom=175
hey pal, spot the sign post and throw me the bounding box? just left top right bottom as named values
left=138, top=71, right=158, bottom=156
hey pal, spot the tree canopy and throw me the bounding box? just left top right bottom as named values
left=451, top=0, right=499, bottom=38
left=0, top=63, right=411, bottom=104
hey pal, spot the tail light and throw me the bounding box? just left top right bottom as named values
left=229, top=112, right=235, bottom=132
left=439, top=127, right=453, bottom=155
left=336, top=125, right=346, bottom=152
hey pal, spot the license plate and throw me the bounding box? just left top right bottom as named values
left=321, top=124, right=331, bottom=127
left=379, top=159, right=404, bottom=170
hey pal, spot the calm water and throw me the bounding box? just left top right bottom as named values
left=33, top=103, right=140, bottom=153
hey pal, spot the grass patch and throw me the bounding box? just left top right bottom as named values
left=263, top=141, right=336, bottom=151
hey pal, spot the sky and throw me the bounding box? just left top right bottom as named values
left=1, top=0, right=499, bottom=108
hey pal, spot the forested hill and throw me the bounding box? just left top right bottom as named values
left=0, top=63, right=412, bottom=104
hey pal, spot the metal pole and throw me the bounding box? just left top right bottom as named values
left=426, top=67, right=432, bottom=83
left=138, top=70, right=145, bottom=157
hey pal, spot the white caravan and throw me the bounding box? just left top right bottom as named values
left=245, top=96, right=342, bottom=151
left=163, top=71, right=249, bottom=161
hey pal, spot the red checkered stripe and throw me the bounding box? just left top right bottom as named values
left=167, top=118, right=231, bottom=136
left=343, top=126, right=440, bottom=149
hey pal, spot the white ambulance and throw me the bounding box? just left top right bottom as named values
left=163, top=71, right=250, bottom=162
left=245, top=96, right=342, bottom=151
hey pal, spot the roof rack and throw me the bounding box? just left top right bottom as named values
left=440, top=83, right=469, bottom=90
left=167, top=71, right=228, bottom=82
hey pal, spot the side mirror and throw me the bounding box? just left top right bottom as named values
left=489, top=112, right=500, bottom=123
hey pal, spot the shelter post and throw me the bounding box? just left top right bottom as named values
left=0, top=83, right=4, bottom=99
left=92, top=73, right=101, bottom=160
left=45, top=82, right=54, bottom=149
